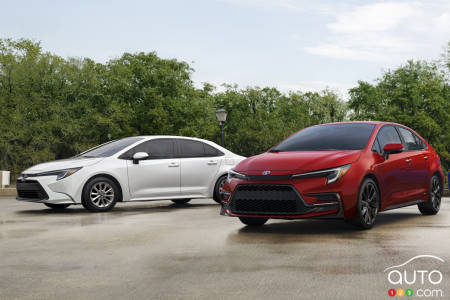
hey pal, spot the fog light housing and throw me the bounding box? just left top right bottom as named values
left=220, top=191, right=231, bottom=202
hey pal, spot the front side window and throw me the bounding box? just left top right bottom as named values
left=414, top=135, right=426, bottom=150
left=397, top=127, right=422, bottom=151
left=79, top=137, right=143, bottom=158
left=376, top=126, right=402, bottom=150
left=270, top=124, right=376, bottom=152
left=120, top=139, right=174, bottom=159
left=372, top=138, right=382, bottom=154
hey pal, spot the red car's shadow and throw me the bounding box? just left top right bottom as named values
left=235, top=212, right=423, bottom=236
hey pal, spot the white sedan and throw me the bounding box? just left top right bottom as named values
left=16, top=136, right=245, bottom=212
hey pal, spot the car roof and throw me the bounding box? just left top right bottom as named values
left=133, top=135, right=214, bottom=142
left=319, top=121, right=404, bottom=126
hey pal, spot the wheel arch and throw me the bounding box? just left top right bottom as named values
left=362, top=173, right=382, bottom=210
left=83, top=174, right=124, bottom=202
left=212, top=172, right=228, bottom=200
left=432, top=170, right=444, bottom=188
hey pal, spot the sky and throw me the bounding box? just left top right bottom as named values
left=1, top=0, right=449, bottom=98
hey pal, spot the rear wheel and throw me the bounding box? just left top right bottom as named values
left=82, top=177, right=119, bottom=212
left=418, top=175, right=442, bottom=215
left=213, top=175, right=227, bottom=204
left=239, top=217, right=268, bottom=226
left=171, top=199, right=191, bottom=204
left=351, top=178, right=379, bottom=229
left=44, top=203, right=71, bottom=210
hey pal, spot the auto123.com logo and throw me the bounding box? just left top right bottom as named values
left=385, top=255, right=445, bottom=298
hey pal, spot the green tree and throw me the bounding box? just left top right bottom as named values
left=348, top=60, right=450, bottom=169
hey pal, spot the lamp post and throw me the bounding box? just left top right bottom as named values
left=215, top=107, right=227, bottom=147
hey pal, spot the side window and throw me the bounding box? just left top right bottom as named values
left=397, top=127, right=421, bottom=151
left=178, top=140, right=205, bottom=158
left=204, top=143, right=224, bottom=157
left=377, top=126, right=402, bottom=150
left=146, top=139, right=175, bottom=159
left=371, top=138, right=381, bottom=154
left=413, top=134, right=426, bottom=150
left=120, top=139, right=174, bottom=159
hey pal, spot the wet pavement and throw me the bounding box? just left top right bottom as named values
left=0, top=197, right=449, bottom=299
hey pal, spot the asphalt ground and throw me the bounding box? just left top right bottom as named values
left=1, top=197, right=449, bottom=300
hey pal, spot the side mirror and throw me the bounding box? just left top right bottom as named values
left=132, top=152, right=149, bottom=164
left=383, top=143, right=403, bottom=159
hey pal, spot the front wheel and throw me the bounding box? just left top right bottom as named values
left=82, top=177, right=119, bottom=212
left=351, top=178, right=379, bottom=229
left=213, top=175, right=227, bottom=204
left=44, top=203, right=71, bottom=210
left=418, top=175, right=442, bottom=215
left=239, top=217, right=268, bottom=226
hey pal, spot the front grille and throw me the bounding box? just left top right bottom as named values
left=16, top=180, right=49, bottom=200
left=228, top=184, right=305, bottom=215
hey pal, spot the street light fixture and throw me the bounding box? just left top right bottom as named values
left=215, top=107, right=227, bottom=147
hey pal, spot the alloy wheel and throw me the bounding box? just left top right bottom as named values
left=90, top=182, right=115, bottom=208
left=430, top=176, right=441, bottom=211
left=361, top=182, right=378, bottom=225
left=218, top=176, right=226, bottom=194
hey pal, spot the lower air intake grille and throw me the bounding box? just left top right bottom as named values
left=228, top=184, right=303, bottom=215
left=16, top=180, right=49, bottom=200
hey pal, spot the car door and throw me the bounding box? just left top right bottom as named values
left=124, top=139, right=181, bottom=200
left=373, top=125, right=411, bottom=208
left=176, top=139, right=222, bottom=197
left=396, top=126, right=429, bottom=200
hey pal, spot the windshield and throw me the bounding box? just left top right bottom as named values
left=79, top=137, right=144, bottom=158
left=270, top=124, right=375, bottom=152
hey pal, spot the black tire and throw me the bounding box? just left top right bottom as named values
left=351, top=178, right=380, bottom=229
left=171, top=199, right=191, bottom=204
left=239, top=217, right=268, bottom=226
left=418, top=175, right=442, bottom=215
left=213, top=175, right=227, bottom=204
left=44, top=203, right=71, bottom=210
left=82, top=177, right=119, bottom=212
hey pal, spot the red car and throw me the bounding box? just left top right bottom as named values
left=220, top=122, right=444, bottom=229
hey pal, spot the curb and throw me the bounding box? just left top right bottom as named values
left=0, top=188, right=16, bottom=197
left=444, top=189, right=450, bottom=197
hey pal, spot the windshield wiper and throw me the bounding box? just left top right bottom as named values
left=269, top=149, right=281, bottom=153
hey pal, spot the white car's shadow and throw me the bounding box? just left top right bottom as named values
left=16, top=201, right=219, bottom=216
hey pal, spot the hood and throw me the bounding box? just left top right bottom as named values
left=234, top=150, right=361, bottom=175
left=23, top=157, right=104, bottom=174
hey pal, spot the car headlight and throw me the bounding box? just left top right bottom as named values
left=227, top=169, right=248, bottom=182
left=33, top=167, right=82, bottom=180
left=291, top=164, right=351, bottom=184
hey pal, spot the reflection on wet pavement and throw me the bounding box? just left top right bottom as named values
left=0, top=197, right=449, bottom=299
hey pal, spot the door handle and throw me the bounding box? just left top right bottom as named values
left=423, top=156, right=428, bottom=160
left=168, top=162, right=179, bottom=167
left=207, top=160, right=218, bottom=165
left=405, top=158, right=412, bottom=164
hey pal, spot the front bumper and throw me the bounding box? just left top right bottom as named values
left=16, top=176, right=75, bottom=205
left=220, top=183, right=343, bottom=219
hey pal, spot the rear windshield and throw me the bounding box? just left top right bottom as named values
left=79, top=137, right=143, bottom=158
left=270, top=124, right=375, bottom=152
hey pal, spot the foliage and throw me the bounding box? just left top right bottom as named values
left=348, top=60, right=450, bottom=170
left=0, top=38, right=449, bottom=179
